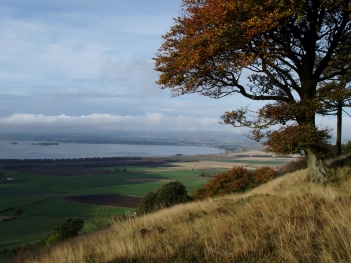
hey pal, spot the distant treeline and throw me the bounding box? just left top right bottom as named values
left=0, top=156, right=171, bottom=169
left=1, top=156, right=143, bottom=163
left=0, top=156, right=195, bottom=169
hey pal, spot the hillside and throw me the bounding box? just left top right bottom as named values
left=8, top=165, right=351, bottom=263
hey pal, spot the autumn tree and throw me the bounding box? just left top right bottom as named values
left=154, top=0, right=351, bottom=181
left=191, top=166, right=276, bottom=200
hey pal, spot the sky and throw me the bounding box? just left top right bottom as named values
left=0, top=0, right=350, bottom=141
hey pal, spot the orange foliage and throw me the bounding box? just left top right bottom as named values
left=249, top=166, right=277, bottom=188
left=191, top=166, right=277, bottom=200
left=154, top=0, right=300, bottom=97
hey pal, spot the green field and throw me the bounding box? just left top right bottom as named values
left=1, top=167, right=213, bottom=196
left=0, top=164, right=218, bottom=255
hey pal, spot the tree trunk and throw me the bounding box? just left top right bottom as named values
left=305, top=148, right=329, bottom=182
left=335, top=102, right=342, bottom=157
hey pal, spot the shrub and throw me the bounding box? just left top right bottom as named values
left=53, top=217, right=84, bottom=240
left=191, top=166, right=278, bottom=201
left=248, top=166, right=277, bottom=188
left=155, top=181, right=189, bottom=209
left=6, top=243, right=35, bottom=259
left=205, top=166, right=248, bottom=196
left=192, top=166, right=249, bottom=200
left=137, top=181, right=189, bottom=215
left=40, top=217, right=85, bottom=247
left=45, top=232, right=62, bottom=247
left=277, top=158, right=308, bottom=175
left=190, top=187, right=207, bottom=201
left=7, top=246, right=21, bottom=259
left=137, top=191, right=157, bottom=214
left=14, top=207, right=23, bottom=216
left=90, top=211, right=111, bottom=230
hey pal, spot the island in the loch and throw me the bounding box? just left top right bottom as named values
left=10, top=142, right=18, bottom=145
left=31, top=142, right=59, bottom=146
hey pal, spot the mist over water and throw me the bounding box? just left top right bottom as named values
left=0, top=140, right=223, bottom=159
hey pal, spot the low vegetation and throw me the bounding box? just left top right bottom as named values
left=191, top=166, right=277, bottom=201
left=7, top=159, right=351, bottom=262
left=7, top=218, right=85, bottom=257
left=137, top=181, right=190, bottom=215
left=44, top=217, right=85, bottom=246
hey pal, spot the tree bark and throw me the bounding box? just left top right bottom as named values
left=305, top=148, right=329, bottom=182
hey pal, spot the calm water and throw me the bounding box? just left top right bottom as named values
left=0, top=140, right=223, bottom=159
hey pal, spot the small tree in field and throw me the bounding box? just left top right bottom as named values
left=137, top=191, right=157, bottom=214
left=154, top=0, right=351, bottom=182
left=44, top=217, right=84, bottom=246
left=54, top=217, right=84, bottom=239
left=14, top=207, right=23, bottom=216
left=137, top=181, right=189, bottom=215
left=155, top=181, right=189, bottom=208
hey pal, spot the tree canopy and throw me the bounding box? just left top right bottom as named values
left=154, top=0, right=351, bottom=181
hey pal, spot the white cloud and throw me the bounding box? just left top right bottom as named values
left=1, top=112, right=349, bottom=143
left=0, top=112, right=234, bottom=133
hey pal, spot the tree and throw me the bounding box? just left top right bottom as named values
left=155, top=181, right=189, bottom=208
left=42, top=217, right=84, bottom=247
left=14, top=207, right=23, bottom=216
left=52, top=217, right=84, bottom=240
left=137, top=191, right=157, bottom=214
left=137, top=181, right=189, bottom=215
left=154, top=0, right=351, bottom=181
left=318, top=74, right=351, bottom=157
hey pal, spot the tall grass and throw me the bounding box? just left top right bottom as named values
left=9, top=166, right=351, bottom=263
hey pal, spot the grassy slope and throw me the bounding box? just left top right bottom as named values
left=0, top=199, right=129, bottom=251
left=8, top=165, right=351, bottom=263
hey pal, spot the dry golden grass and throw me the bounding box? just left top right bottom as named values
left=9, top=166, right=351, bottom=263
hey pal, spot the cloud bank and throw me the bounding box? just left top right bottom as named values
left=0, top=112, right=233, bottom=133
left=0, top=112, right=350, bottom=143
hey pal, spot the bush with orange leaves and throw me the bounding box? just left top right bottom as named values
left=191, top=166, right=277, bottom=201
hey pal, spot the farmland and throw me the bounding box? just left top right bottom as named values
left=0, top=151, right=293, bottom=259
